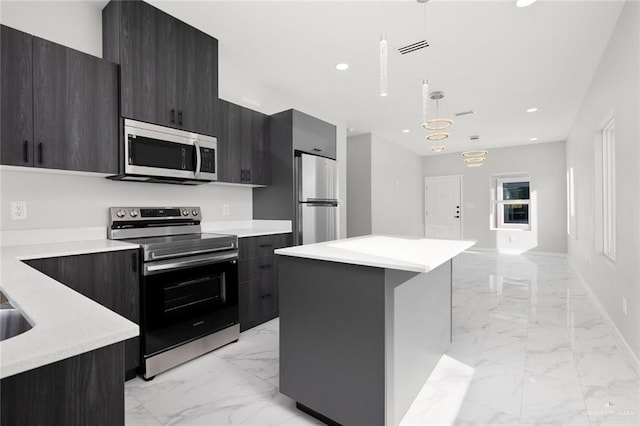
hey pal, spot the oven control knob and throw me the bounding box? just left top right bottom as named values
left=192, top=209, right=199, bottom=216
left=182, top=210, right=189, bottom=216
left=130, top=210, right=138, bottom=218
left=116, top=209, right=126, bottom=218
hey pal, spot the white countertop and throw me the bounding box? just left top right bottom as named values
left=275, top=235, right=475, bottom=273
left=0, top=240, right=140, bottom=379
left=201, top=220, right=292, bottom=238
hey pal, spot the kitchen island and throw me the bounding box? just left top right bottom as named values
left=275, top=235, right=474, bottom=426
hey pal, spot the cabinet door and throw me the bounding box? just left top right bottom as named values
left=0, top=25, right=33, bottom=167
left=25, top=250, right=140, bottom=374
left=218, top=101, right=244, bottom=183
left=250, top=110, right=270, bottom=185
left=32, top=37, right=118, bottom=173
left=292, top=109, right=337, bottom=160
left=179, top=25, right=218, bottom=136
left=119, top=0, right=179, bottom=128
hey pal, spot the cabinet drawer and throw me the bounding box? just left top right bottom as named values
left=239, top=255, right=276, bottom=283
left=239, top=233, right=292, bottom=259
left=238, top=277, right=278, bottom=332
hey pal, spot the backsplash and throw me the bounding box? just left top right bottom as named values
left=0, top=168, right=252, bottom=231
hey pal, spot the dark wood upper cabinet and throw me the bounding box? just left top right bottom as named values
left=103, top=0, right=219, bottom=137
left=217, top=100, right=270, bottom=185
left=0, top=25, right=118, bottom=173
left=1, top=25, right=34, bottom=167
left=32, top=37, right=119, bottom=173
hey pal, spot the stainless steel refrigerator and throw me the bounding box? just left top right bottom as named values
left=295, top=153, right=338, bottom=245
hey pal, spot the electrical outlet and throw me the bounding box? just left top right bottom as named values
left=622, top=297, right=628, bottom=316
left=222, top=204, right=230, bottom=216
left=10, top=201, right=27, bottom=220
left=509, top=235, right=515, bottom=243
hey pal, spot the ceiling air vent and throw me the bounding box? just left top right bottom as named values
left=470, top=135, right=480, bottom=141
left=455, top=110, right=475, bottom=117
left=398, top=40, right=429, bottom=55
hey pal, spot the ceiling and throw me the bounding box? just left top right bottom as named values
left=142, top=1, right=622, bottom=156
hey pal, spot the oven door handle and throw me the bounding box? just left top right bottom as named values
left=149, top=244, right=236, bottom=261
left=143, top=252, right=237, bottom=275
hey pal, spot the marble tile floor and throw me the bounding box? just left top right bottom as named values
left=125, top=251, right=640, bottom=425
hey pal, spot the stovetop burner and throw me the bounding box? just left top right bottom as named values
left=107, top=207, right=238, bottom=261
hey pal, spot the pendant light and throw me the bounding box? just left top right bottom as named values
left=424, top=91, right=453, bottom=132
left=380, top=33, right=388, bottom=97
left=462, top=150, right=488, bottom=168
left=422, top=80, right=429, bottom=125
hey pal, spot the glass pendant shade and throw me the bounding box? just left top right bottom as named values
left=426, top=132, right=449, bottom=141
left=467, top=163, right=484, bottom=168
left=461, top=150, right=488, bottom=158
left=422, top=80, right=429, bottom=125
left=430, top=145, right=446, bottom=152
left=380, top=34, right=388, bottom=97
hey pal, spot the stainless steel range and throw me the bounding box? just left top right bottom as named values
left=108, top=207, right=239, bottom=380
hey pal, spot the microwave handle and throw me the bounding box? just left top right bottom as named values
left=194, top=139, right=202, bottom=179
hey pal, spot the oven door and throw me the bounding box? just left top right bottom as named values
left=140, top=252, right=238, bottom=357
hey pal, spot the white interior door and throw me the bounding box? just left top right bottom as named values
left=425, top=176, right=462, bottom=239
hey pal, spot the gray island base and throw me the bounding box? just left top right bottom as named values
left=276, top=236, right=474, bottom=426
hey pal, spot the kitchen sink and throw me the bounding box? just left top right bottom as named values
left=0, top=290, right=33, bottom=341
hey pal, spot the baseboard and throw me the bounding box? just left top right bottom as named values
left=568, top=260, right=640, bottom=379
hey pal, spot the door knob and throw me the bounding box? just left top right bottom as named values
left=455, top=215, right=460, bottom=218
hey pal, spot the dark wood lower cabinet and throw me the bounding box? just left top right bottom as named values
left=238, top=233, right=291, bottom=331
left=24, top=250, right=140, bottom=378
left=1, top=342, right=125, bottom=426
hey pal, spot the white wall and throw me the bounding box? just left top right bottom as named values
left=0, top=1, right=104, bottom=57
left=371, top=135, right=423, bottom=237
left=347, top=134, right=372, bottom=237
left=0, top=168, right=252, bottom=230
left=423, top=141, right=567, bottom=254
left=347, top=134, right=424, bottom=237
left=565, top=1, right=640, bottom=361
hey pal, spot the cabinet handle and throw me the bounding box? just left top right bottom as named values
left=260, top=264, right=273, bottom=269
left=170, top=109, right=175, bottom=123
left=178, top=110, right=183, bottom=126
left=246, top=170, right=251, bottom=182
left=312, top=148, right=322, bottom=152
left=23, top=140, right=29, bottom=163
left=38, top=143, right=43, bottom=165
left=258, top=244, right=273, bottom=248
left=241, top=169, right=246, bottom=181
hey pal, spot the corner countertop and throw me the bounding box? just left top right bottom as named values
left=275, top=235, right=475, bottom=273
left=0, top=240, right=140, bottom=379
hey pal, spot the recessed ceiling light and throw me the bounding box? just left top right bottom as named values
left=530, top=137, right=539, bottom=141
left=336, top=63, right=349, bottom=71
left=402, top=129, right=410, bottom=133
left=527, top=107, right=538, bottom=113
left=516, top=0, right=537, bottom=7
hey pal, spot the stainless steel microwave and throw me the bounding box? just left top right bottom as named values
left=108, top=119, right=217, bottom=185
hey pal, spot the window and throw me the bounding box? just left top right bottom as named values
left=602, top=117, right=616, bottom=261
left=493, top=175, right=531, bottom=230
